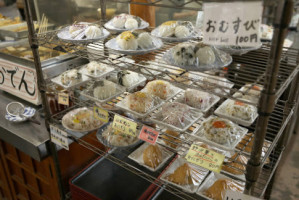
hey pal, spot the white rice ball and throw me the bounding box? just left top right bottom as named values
left=175, top=25, right=190, bottom=38
left=125, top=18, right=138, bottom=29
left=137, top=32, right=153, bottom=49
left=196, top=46, right=216, bottom=65
left=93, top=81, right=116, bottom=100
left=85, top=26, right=102, bottom=39
left=112, top=16, right=126, bottom=28
left=158, top=21, right=177, bottom=37
left=116, top=31, right=138, bottom=50
left=172, top=43, right=195, bottom=66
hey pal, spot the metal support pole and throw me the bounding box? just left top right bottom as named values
left=100, top=0, right=107, bottom=23
left=245, top=0, right=294, bottom=194
left=23, top=0, right=66, bottom=199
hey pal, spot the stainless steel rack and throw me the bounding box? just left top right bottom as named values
left=22, top=0, right=299, bottom=199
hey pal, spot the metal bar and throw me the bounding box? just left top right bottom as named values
left=23, top=0, right=66, bottom=199
left=245, top=0, right=294, bottom=194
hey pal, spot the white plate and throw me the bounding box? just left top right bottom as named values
left=128, top=143, right=174, bottom=172
left=104, top=18, right=149, bottom=32
left=192, top=116, right=248, bottom=151
left=214, top=99, right=258, bottom=127
left=151, top=27, right=200, bottom=42
left=51, top=73, right=90, bottom=90
left=57, top=26, right=110, bottom=43
left=150, top=104, right=203, bottom=132
left=196, top=172, right=245, bottom=199
left=5, top=107, right=36, bottom=122
left=105, top=37, right=163, bottom=55
left=79, top=63, right=115, bottom=79
left=80, top=80, right=125, bottom=104
left=160, top=157, right=209, bottom=194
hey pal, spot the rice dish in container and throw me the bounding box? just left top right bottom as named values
left=184, top=88, right=219, bottom=111
left=233, top=84, right=263, bottom=104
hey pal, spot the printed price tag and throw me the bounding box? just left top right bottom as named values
left=185, top=144, right=225, bottom=173
left=224, top=190, right=261, bottom=200
left=203, top=1, right=263, bottom=47
left=138, top=126, right=159, bottom=144
left=112, top=115, right=137, bottom=137
left=58, top=93, right=69, bottom=106
left=49, top=125, right=69, bottom=150
left=93, top=106, right=109, bottom=123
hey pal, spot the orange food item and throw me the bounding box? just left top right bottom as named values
left=204, top=179, right=243, bottom=200
left=222, top=154, right=248, bottom=175
left=212, top=121, right=227, bottom=128
left=253, top=85, right=261, bottom=90
left=234, top=101, right=245, bottom=106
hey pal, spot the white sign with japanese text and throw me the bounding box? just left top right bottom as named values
left=0, top=58, right=41, bottom=105
left=224, top=190, right=261, bottom=200
left=203, top=1, right=263, bottom=47
left=50, top=125, right=69, bottom=150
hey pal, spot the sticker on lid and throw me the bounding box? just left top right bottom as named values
left=185, top=144, right=225, bottom=173
left=138, top=125, right=159, bottom=144
left=58, top=92, right=69, bottom=106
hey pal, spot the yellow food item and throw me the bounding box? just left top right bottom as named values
left=161, top=130, right=181, bottom=148
left=162, top=21, right=177, bottom=26
left=167, top=163, right=198, bottom=185
left=120, top=31, right=135, bottom=41
left=204, top=179, right=243, bottom=200
left=143, top=144, right=162, bottom=169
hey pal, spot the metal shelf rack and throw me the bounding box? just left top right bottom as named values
left=22, top=0, right=299, bottom=199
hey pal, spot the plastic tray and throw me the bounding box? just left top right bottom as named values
left=51, top=73, right=90, bottom=90
left=128, top=143, right=175, bottom=172
left=192, top=116, right=248, bottom=151
left=79, top=63, right=115, bottom=79
left=214, top=99, right=258, bottom=127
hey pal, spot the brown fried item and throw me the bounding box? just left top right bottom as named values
left=204, top=179, right=243, bottom=200
left=161, top=130, right=181, bottom=148
left=222, top=153, right=248, bottom=175
left=143, top=144, right=162, bottom=169
left=167, top=163, right=197, bottom=185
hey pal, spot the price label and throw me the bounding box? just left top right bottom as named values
left=93, top=106, right=109, bottom=123
left=138, top=126, right=159, bottom=144
left=58, top=92, right=69, bottom=106
left=224, top=190, right=261, bottom=200
left=49, top=125, right=69, bottom=150
left=203, top=1, right=263, bottom=47
left=112, top=115, right=137, bottom=137
left=185, top=144, right=225, bottom=173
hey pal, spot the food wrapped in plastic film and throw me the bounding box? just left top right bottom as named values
left=197, top=173, right=244, bottom=200
left=51, top=69, right=90, bottom=89
left=116, top=91, right=164, bottom=118
left=160, top=129, right=182, bottom=149
left=222, top=153, right=248, bottom=175
left=260, top=24, right=273, bottom=40
left=62, top=107, right=103, bottom=132
left=105, top=13, right=149, bottom=31
left=151, top=102, right=203, bottom=132
left=161, top=158, right=209, bottom=193
left=142, top=80, right=182, bottom=100
left=151, top=21, right=198, bottom=42
left=128, top=143, right=174, bottom=171
left=163, top=42, right=232, bottom=71
left=98, top=123, right=139, bottom=148
left=233, top=84, right=263, bottom=104
left=215, top=99, right=258, bottom=126
left=195, top=116, right=248, bottom=150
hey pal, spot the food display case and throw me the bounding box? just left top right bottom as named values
left=19, top=0, right=299, bottom=199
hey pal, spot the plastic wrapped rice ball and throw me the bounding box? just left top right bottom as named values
left=196, top=46, right=216, bottom=65
left=225, top=100, right=257, bottom=120
left=137, top=32, right=153, bottom=49
left=93, top=80, right=116, bottom=100
left=86, top=61, right=106, bottom=75
left=175, top=25, right=191, bottom=38
left=112, top=14, right=127, bottom=28
left=172, top=43, right=195, bottom=66
left=117, top=70, right=140, bottom=87
left=159, top=21, right=177, bottom=37
left=144, top=80, right=171, bottom=100
left=125, top=18, right=138, bottom=29
left=127, top=91, right=153, bottom=113
left=184, top=89, right=212, bottom=110
left=61, top=69, right=81, bottom=86
left=84, top=26, right=102, bottom=39
left=116, top=31, right=138, bottom=50
left=161, top=102, right=190, bottom=127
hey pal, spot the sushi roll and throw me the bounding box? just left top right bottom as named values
left=93, top=80, right=117, bottom=100
left=174, top=25, right=190, bottom=38
left=84, top=26, right=103, bottom=39
left=172, top=43, right=195, bottom=66
left=117, top=70, right=140, bottom=87
left=137, top=32, right=153, bottom=49
left=86, top=61, right=106, bottom=75
left=125, top=18, right=138, bottom=29
left=195, top=44, right=216, bottom=65
left=159, top=21, right=177, bottom=37
left=116, top=31, right=138, bottom=50
left=144, top=80, right=171, bottom=100
left=61, top=69, right=81, bottom=86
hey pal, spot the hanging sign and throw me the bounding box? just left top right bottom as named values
left=50, top=125, right=69, bottom=150
left=58, top=92, right=69, bottom=106
left=203, top=1, right=263, bottom=47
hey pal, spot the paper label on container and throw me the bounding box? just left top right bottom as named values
left=203, top=1, right=263, bottom=47
left=112, top=115, right=137, bottom=137
left=185, top=144, right=224, bottom=173
left=224, top=190, right=261, bottom=200
left=58, top=92, right=69, bottom=106
left=93, top=106, right=109, bottom=123
left=138, top=126, right=159, bottom=144
left=50, top=125, right=69, bottom=150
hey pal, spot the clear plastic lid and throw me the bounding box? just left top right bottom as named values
left=51, top=69, right=90, bottom=89
left=233, top=84, right=263, bottom=104
left=142, top=80, right=183, bottom=100
left=79, top=61, right=115, bottom=79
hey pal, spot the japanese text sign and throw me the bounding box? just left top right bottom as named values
left=185, top=144, right=225, bottom=173
left=224, top=190, right=261, bottom=200
left=138, top=126, right=159, bottom=144
left=112, top=115, right=137, bottom=137
left=203, top=1, right=263, bottom=47
left=93, top=106, right=109, bottom=123
left=58, top=93, right=69, bottom=106
left=50, top=125, right=69, bottom=150
left=0, top=58, right=41, bottom=105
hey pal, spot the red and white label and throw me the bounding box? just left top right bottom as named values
left=138, top=126, right=159, bottom=144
